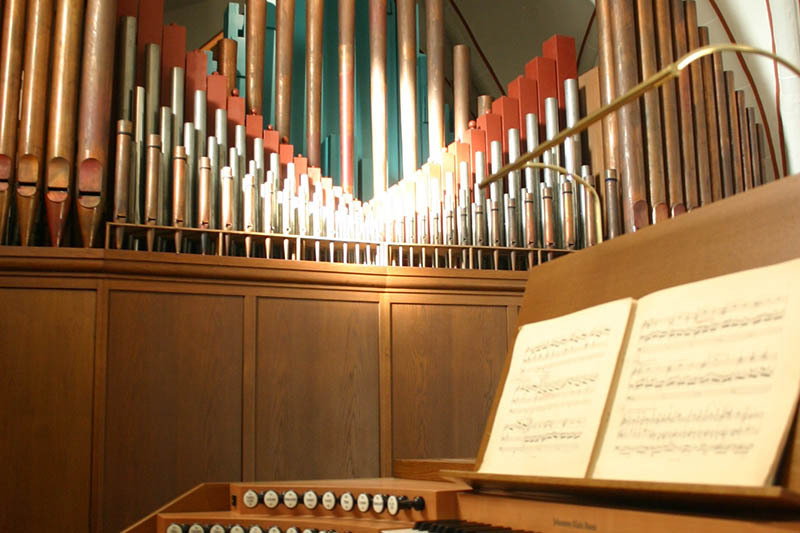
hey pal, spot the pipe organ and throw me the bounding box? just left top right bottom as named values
left=0, top=0, right=783, bottom=272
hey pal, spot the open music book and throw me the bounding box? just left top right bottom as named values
left=478, top=258, right=800, bottom=486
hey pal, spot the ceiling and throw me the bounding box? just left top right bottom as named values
left=164, top=0, right=598, bottom=99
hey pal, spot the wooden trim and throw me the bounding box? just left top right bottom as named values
left=0, top=247, right=529, bottom=294
left=90, top=280, right=108, bottom=533
left=242, top=295, right=257, bottom=482
left=378, top=294, right=393, bottom=476
left=393, top=458, right=475, bottom=481
left=505, top=305, right=518, bottom=355
left=122, top=482, right=231, bottom=533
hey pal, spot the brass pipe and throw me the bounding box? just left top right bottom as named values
left=275, top=0, right=295, bottom=140
left=0, top=0, right=27, bottom=243
left=369, top=0, right=387, bottom=195
left=427, top=0, right=444, bottom=155
left=610, top=0, right=648, bottom=232
left=16, top=0, right=54, bottom=246
left=671, top=0, right=698, bottom=209
left=713, top=52, right=734, bottom=198
left=453, top=44, right=470, bottom=141
left=77, top=0, right=117, bottom=247
left=46, top=0, right=84, bottom=247
left=112, top=119, right=133, bottom=248
left=339, top=0, right=355, bottom=193
left=171, top=145, right=187, bottom=251
left=476, top=95, right=491, bottom=117
left=654, top=0, right=684, bottom=216
left=397, top=0, right=417, bottom=179
left=116, top=16, right=137, bottom=122
left=246, top=0, right=265, bottom=114
left=306, top=0, right=324, bottom=168
left=636, top=0, right=667, bottom=223
left=698, top=26, right=722, bottom=201
left=596, top=0, right=619, bottom=174
left=685, top=1, right=711, bottom=205
left=144, top=134, right=160, bottom=232
left=217, top=38, right=238, bottom=97
left=481, top=45, right=800, bottom=191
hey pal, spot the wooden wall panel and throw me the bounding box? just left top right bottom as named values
left=104, top=292, right=244, bottom=533
left=255, top=298, right=380, bottom=480
left=392, top=304, right=509, bottom=459
left=0, top=288, right=95, bottom=532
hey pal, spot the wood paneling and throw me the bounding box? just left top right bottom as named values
left=103, top=292, right=244, bottom=533
left=0, top=288, right=96, bottom=532
left=255, top=298, right=380, bottom=480
left=391, top=304, right=508, bottom=459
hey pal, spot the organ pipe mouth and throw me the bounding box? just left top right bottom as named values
left=482, top=44, right=800, bottom=190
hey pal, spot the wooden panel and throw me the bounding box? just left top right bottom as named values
left=392, top=304, right=508, bottom=459
left=104, top=292, right=244, bottom=533
left=518, top=176, right=800, bottom=327
left=255, top=298, right=380, bottom=480
left=0, top=288, right=95, bottom=531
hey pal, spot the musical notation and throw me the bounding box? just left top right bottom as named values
left=479, top=298, right=634, bottom=478
left=593, top=261, right=800, bottom=486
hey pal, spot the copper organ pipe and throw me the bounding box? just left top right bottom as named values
left=246, top=0, right=265, bottom=114
left=712, top=50, right=734, bottom=197
left=306, top=0, right=323, bottom=168
left=477, top=95, right=491, bottom=117
left=671, top=0, right=699, bottom=210
left=726, top=71, right=744, bottom=194
left=609, top=0, right=648, bottom=232
left=737, top=91, right=753, bottom=191
left=0, top=0, right=26, bottom=243
left=699, top=27, right=723, bottom=201
left=635, top=0, right=667, bottom=223
left=654, top=0, right=684, bottom=215
left=397, top=0, right=417, bottom=180
left=275, top=0, right=295, bottom=140
left=684, top=1, right=711, bottom=206
left=427, top=0, right=444, bottom=155
left=217, top=38, right=238, bottom=97
left=369, top=0, right=387, bottom=194
left=76, top=0, right=117, bottom=247
left=453, top=44, right=470, bottom=141
left=596, top=0, right=619, bottom=174
left=339, top=0, right=354, bottom=193
left=112, top=119, right=132, bottom=248
left=46, top=0, right=84, bottom=246
left=16, top=0, right=54, bottom=246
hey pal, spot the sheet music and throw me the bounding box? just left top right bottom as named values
left=592, top=259, right=800, bottom=485
left=479, top=298, right=635, bottom=477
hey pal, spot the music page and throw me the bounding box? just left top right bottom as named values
left=592, top=258, right=800, bottom=485
left=479, top=298, right=635, bottom=477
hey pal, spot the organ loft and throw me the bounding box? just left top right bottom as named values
left=1, top=0, right=799, bottom=532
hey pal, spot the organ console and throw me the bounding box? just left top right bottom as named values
left=0, top=1, right=799, bottom=531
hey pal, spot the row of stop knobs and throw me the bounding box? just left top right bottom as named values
left=242, top=489, right=425, bottom=515
left=167, top=524, right=338, bottom=533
